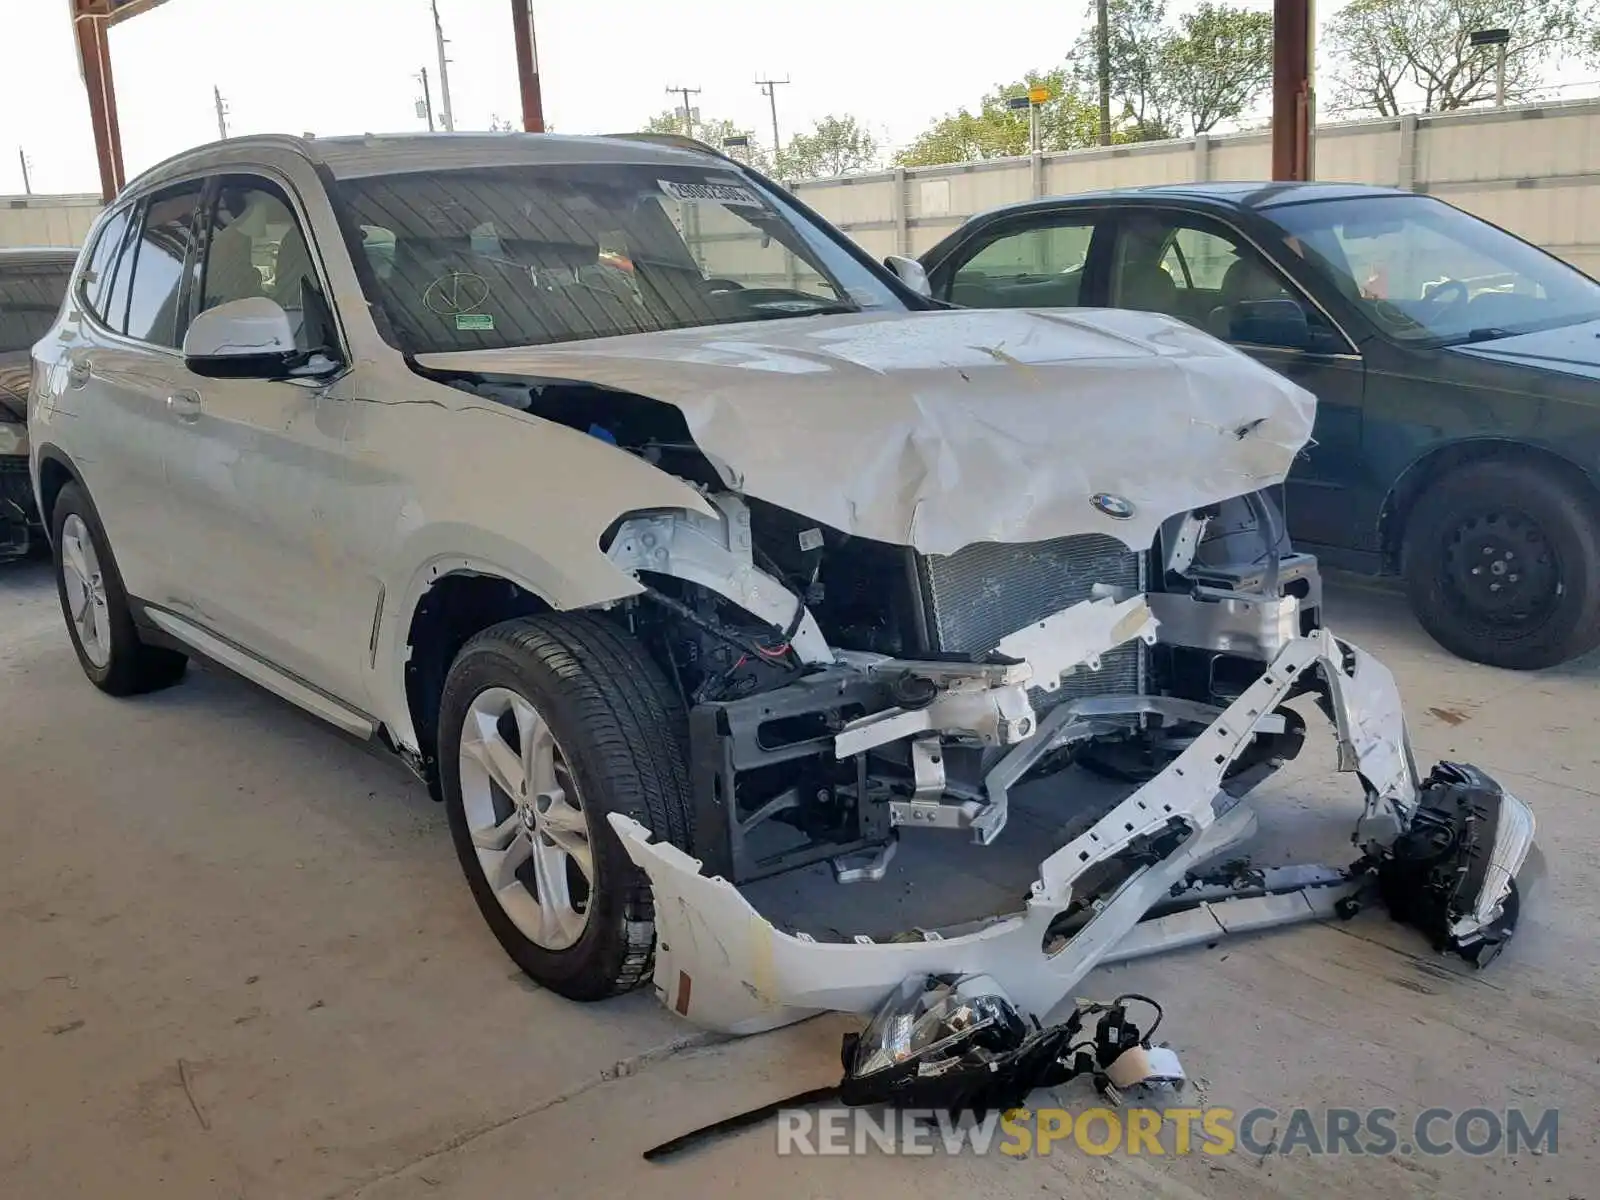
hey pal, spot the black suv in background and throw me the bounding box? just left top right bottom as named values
left=0, top=247, right=77, bottom=559
left=919, top=184, right=1600, bottom=670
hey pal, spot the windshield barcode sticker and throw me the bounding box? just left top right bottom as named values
left=659, top=178, right=764, bottom=208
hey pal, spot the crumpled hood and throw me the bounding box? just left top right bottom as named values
left=1449, top=318, right=1600, bottom=384
left=417, top=307, right=1315, bottom=556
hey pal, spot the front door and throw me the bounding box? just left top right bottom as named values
left=157, top=173, right=370, bottom=706
left=1104, top=209, right=1369, bottom=552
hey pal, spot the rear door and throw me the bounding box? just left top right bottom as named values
left=1104, top=206, right=1369, bottom=550
left=925, top=208, right=1112, bottom=310
left=51, top=183, right=206, bottom=605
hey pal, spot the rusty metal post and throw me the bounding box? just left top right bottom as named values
left=72, top=0, right=126, bottom=202
left=511, top=0, right=545, bottom=133
left=1271, top=0, right=1313, bottom=181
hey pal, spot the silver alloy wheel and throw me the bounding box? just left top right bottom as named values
left=459, top=686, right=594, bottom=950
left=59, top=514, right=111, bottom=669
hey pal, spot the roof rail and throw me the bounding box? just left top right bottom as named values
left=605, top=131, right=733, bottom=162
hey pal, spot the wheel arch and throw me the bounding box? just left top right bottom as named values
left=382, top=544, right=647, bottom=794
left=1379, top=438, right=1600, bottom=572
left=32, top=444, right=85, bottom=540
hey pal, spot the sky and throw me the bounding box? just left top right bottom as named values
left=0, top=0, right=1592, bottom=197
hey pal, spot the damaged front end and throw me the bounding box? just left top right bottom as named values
left=595, top=491, right=1534, bottom=1035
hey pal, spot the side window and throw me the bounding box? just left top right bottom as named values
left=1111, top=212, right=1338, bottom=350
left=947, top=220, right=1094, bottom=309
left=80, top=206, right=132, bottom=328
left=122, top=184, right=204, bottom=348
left=200, top=178, right=327, bottom=352
left=103, top=204, right=141, bottom=335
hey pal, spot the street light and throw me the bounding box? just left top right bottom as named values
left=1470, top=28, right=1511, bottom=108
left=1008, top=87, right=1050, bottom=155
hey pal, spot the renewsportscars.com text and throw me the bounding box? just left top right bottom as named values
left=775, top=1105, right=1559, bottom=1158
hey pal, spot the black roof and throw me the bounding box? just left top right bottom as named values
left=970, top=180, right=1417, bottom=224
left=0, top=246, right=79, bottom=262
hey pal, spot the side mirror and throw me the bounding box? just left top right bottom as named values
left=182, top=297, right=300, bottom=379
left=1230, top=298, right=1312, bottom=350
left=884, top=254, right=932, bottom=298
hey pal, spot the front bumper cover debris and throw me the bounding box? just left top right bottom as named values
left=611, top=630, right=1534, bottom=1034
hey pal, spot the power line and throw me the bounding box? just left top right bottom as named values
left=213, top=84, right=229, bottom=140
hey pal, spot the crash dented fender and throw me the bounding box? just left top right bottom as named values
left=610, top=628, right=1422, bottom=1034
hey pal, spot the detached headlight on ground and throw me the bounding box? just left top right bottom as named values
left=1377, top=762, right=1535, bottom=967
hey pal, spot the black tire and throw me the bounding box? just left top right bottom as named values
left=50, top=481, right=187, bottom=695
left=437, top=613, right=694, bottom=1001
left=1401, top=459, right=1600, bottom=670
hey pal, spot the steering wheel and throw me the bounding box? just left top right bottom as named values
left=1423, top=278, right=1470, bottom=310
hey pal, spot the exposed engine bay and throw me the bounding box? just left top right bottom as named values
left=429, top=365, right=1536, bottom=1037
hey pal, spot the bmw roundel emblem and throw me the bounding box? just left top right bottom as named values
left=1090, top=492, right=1136, bottom=520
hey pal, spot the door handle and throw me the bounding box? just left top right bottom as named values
left=67, top=357, right=92, bottom=388
left=166, top=391, right=202, bottom=422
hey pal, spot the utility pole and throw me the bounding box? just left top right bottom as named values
left=1096, top=0, right=1112, bottom=145
left=213, top=84, right=229, bottom=140
left=1270, top=0, right=1314, bottom=181
left=431, top=0, right=455, bottom=132
left=755, top=74, right=790, bottom=161
left=417, top=67, right=435, bottom=130
left=666, top=84, right=701, bottom=137
left=511, top=0, right=546, bottom=132
left=17, top=148, right=31, bottom=195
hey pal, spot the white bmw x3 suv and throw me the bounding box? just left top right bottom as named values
left=28, top=132, right=1533, bottom=1034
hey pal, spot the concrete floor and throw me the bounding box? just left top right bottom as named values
left=3, top=555, right=1598, bottom=1200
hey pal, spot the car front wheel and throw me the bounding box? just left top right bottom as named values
left=437, top=613, right=694, bottom=1001
left=1402, top=460, right=1600, bottom=670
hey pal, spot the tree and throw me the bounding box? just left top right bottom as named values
left=1070, top=0, right=1179, bottom=139
left=1324, top=0, right=1593, bottom=116
left=776, top=115, right=880, bottom=180
left=896, top=69, right=1114, bottom=166
left=1165, top=4, right=1274, bottom=134
left=639, top=109, right=767, bottom=163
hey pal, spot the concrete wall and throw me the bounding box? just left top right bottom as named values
left=792, top=97, right=1600, bottom=277
left=7, top=98, right=1595, bottom=280
left=0, top=194, right=103, bottom=249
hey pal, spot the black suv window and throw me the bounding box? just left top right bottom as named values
left=945, top=219, right=1097, bottom=309
left=122, top=184, right=205, bottom=349
left=0, top=259, right=75, bottom=354
left=1111, top=210, right=1345, bottom=352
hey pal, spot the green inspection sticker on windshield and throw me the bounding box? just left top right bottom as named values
left=455, top=312, right=495, bottom=331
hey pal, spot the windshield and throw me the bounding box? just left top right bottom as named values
left=1270, top=194, right=1600, bottom=345
left=0, top=260, right=74, bottom=354
left=332, top=162, right=903, bottom=355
